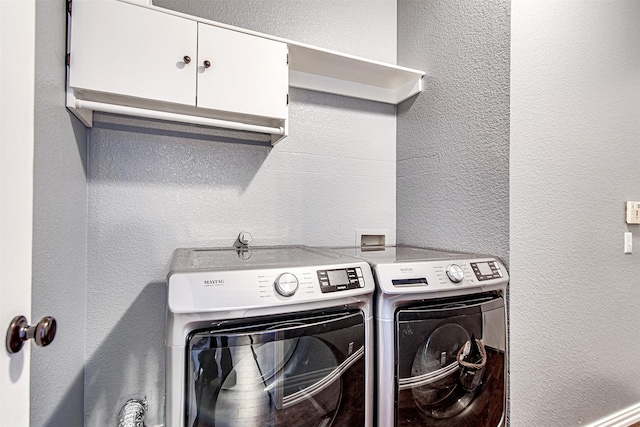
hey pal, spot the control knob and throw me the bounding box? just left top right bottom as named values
left=445, top=264, right=464, bottom=283
left=274, top=272, right=299, bottom=297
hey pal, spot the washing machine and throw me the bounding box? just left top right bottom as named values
left=165, top=245, right=375, bottom=427
left=320, top=245, right=508, bottom=427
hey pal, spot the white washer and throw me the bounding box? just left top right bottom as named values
left=320, top=245, right=508, bottom=427
left=165, top=246, right=375, bottom=427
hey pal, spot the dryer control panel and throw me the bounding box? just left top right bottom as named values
left=374, top=257, right=509, bottom=297
left=470, top=261, right=503, bottom=281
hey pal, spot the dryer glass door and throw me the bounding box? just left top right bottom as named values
left=395, top=294, right=506, bottom=427
left=186, top=309, right=365, bottom=427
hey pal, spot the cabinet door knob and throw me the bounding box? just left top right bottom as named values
left=6, top=315, right=57, bottom=354
left=183, top=55, right=191, bottom=64
left=203, top=60, right=211, bottom=69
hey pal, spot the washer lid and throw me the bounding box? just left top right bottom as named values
left=319, top=245, right=479, bottom=265
left=170, top=245, right=359, bottom=273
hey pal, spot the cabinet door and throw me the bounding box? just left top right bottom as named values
left=196, top=24, right=288, bottom=120
left=69, top=0, right=197, bottom=106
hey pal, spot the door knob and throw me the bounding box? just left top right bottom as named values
left=5, top=315, right=57, bottom=354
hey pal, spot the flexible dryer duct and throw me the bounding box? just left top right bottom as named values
left=117, top=398, right=148, bottom=427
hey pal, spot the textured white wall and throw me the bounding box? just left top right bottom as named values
left=511, top=1, right=640, bottom=425
left=153, top=0, right=397, bottom=63
left=31, top=0, right=87, bottom=426
left=84, top=1, right=398, bottom=425
left=396, top=0, right=510, bottom=264
left=30, top=0, right=640, bottom=425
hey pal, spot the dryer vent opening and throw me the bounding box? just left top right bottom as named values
left=355, top=229, right=390, bottom=249
left=361, top=234, right=385, bottom=246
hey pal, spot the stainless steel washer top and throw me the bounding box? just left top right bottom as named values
left=170, top=245, right=366, bottom=272
left=322, top=245, right=473, bottom=263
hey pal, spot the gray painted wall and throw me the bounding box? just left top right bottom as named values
left=35, top=1, right=640, bottom=426
left=396, top=0, right=510, bottom=264
left=83, top=1, right=397, bottom=425
left=510, top=1, right=640, bottom=425
left=153, top=0, right=397, bottom=62
left=31, top=0, right=87, bottom=426
left=395, top=0, right=510, bottom=421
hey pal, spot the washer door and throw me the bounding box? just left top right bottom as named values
left=395, top=294, right=506, bottom=427
left=186, top=310, right=365, bottom=427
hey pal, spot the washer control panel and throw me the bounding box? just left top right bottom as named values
left=317, top=267, right=365, bottom=293
left=470, top=261, right=503, bottom=281
left=167, top=262, right=374, bottom=313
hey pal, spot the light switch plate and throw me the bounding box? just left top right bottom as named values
left=624, top=232, right=633, bottom=254
left=626, top=201, right=640, bottom=224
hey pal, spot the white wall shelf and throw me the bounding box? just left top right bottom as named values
left=66, top=0, right=425, bottom=144
left=287, top=44, right=424, bottom=104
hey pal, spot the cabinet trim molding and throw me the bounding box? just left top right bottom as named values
left=74, top=99, right=286, bottom=137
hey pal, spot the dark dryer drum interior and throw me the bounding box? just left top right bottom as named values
left=395, top=293, right=506, bottom=427
left=185, top=309, right=365, bottom=427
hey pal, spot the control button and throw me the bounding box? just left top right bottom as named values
left=445, top=264, right=464, bottom=283
left=274, top=273, right=299, bottom=297
left=358, top=278, right=365, bottom=287
left=356, top=267, right=363, bottom=277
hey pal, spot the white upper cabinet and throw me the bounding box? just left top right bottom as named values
left=68, top=0, right=289, bottom=143
left=196, top=23, right=288, bottom=120
left=69, top=0, right=198, bottom=106
left=66, top=0, right=425, bottom=144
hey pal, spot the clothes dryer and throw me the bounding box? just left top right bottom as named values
left=321, top=245, right=508, bottom=427
left=165, top=246, right=375, bottom=427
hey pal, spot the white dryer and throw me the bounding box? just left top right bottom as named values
left=165, top=246, right=375, bottom=427
left=320, top=245, right=508, bottom=427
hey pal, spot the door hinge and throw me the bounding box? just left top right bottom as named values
left=286, top=94, right=289, bottom=105
left=66, top=53, right=70, bottom=66
left=286, top=54, right=289, bottom=65
left=67, top=0, right=72, bottom=14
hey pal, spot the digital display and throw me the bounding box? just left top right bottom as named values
left=476, top=262, right=494, bottom=276
left=327, top=269, right=349, bottom=286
